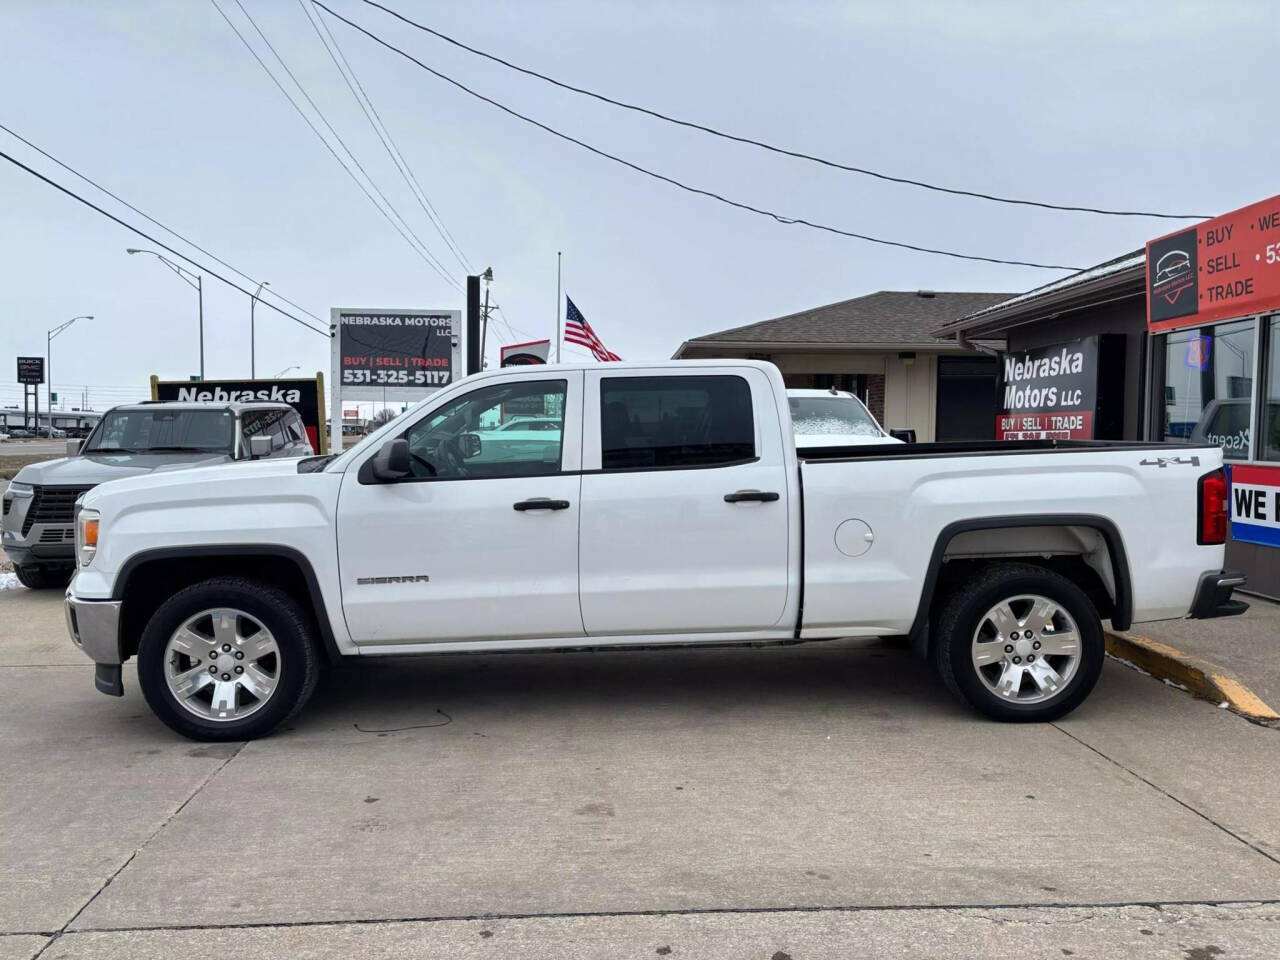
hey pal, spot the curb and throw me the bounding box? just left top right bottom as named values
left=1105, top=630, right=1280, bottom=723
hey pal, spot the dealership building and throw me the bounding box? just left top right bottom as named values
left=674, top=290, right=1010, bottom=442
left=936, top=195, right=1280, bottom=599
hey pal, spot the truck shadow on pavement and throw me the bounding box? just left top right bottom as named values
left=289, top=637, right=1126, bottom=737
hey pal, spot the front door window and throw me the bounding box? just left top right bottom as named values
left=403, top=380, right=567, bottom=479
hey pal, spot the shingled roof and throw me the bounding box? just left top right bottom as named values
left=675, top=291, right=1012, bottom=353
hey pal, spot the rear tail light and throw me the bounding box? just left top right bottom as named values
left=1197, top=468, right=1228, bottom=545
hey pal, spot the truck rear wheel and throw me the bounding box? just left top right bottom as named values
left=934, top=563, right=1104, bottom=722
left=137, top=577, right=319, bottom=741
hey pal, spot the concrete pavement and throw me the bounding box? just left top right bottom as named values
left=2, top=588, right=1279, bottom=959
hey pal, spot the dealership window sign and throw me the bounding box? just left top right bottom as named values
left=1147, top=194, right=1280, bottom=333
left=150, top=374, right=328, bottom=454
left=997, top=336, right=1125, bottom=440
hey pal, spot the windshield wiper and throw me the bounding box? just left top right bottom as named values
left=86, top=447, right=139, bottom=454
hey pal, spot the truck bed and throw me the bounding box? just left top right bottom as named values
left=795, top=439, right=1223, bottom=640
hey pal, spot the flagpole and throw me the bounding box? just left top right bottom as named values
left=555, top=251, right=562, bottom=363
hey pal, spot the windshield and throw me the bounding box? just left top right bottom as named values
left=789, top=395, right=882, bottom=437
left=85, top=408, right=235, bottom=454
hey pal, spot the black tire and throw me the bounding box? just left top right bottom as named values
left=137, top=577, right=320, bottom=741
left=14, top=564, right=71, bottom=589
left=934, top=562, right=1104, bottom=722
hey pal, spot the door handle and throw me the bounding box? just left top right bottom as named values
left=724, top=489, right=780, bottom=503
left=513, top=498, right=571, bottom=511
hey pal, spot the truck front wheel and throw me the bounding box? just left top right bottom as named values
left=15, top=564, right=73, bottom=589
left=136, top=577, right=320, bottom=741
left=934, top=563, right=1104, bottom=722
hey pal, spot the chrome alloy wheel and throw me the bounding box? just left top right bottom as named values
left=164, top=608, right=281, bottom=722
left=970, top=594, right=1081, bottom=705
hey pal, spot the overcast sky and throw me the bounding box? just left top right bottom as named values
left=2, top=0, right=1277, bottom=412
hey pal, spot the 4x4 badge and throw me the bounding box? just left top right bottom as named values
left=1139, top=456, right=1200, bottom=468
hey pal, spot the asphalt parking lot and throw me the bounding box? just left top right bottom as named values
left=3, top=587, right=1280, bottom=959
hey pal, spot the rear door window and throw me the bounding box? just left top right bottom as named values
left=600, top=375, right=754, bottom=470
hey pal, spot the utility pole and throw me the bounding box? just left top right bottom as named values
left=479, top=267, right=493, bottom=369
left=465, top=275, right=481, bottom=375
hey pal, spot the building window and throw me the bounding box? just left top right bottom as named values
left=1158, top=319, right=1255, bottom=460
left=1262, top=314, right=1280, bottom=462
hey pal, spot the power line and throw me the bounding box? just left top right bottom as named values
left=223, top=0, right=460, bottom=288
left=0, top=147, right=331, bottom=336
left=0, top=122, right=326, bottom=325
left=353, top=0, right=1209, bottom=222
left=300, top=0, right=474, bottom=274
left=314, top=2, right=1082, bottom=272
left=209, top=0, right=461, bottom=291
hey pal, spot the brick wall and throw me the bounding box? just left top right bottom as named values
left=866, top=374, right=886, bottom=425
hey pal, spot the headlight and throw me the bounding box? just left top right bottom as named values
left=76, top=508, right=100, bottom=568
left=6, top=481, right=33, bottom=498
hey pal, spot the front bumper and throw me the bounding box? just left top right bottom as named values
left=2, top=523, right=75, bottom=567
left=1188, top=569, right=1249, bottom=619
left=65, top=591, right=125, bottom=696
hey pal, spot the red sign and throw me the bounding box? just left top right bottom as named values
left=1147, top=194, right=1280, bottom=333
left=500, top=339, right=551, bottom=366
left=997, top=411, right=1094, bottom=441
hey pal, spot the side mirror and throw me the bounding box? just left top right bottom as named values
left=66, top=439, right=82, bottom=457
left=371, top=438, right=411, bottom=482
left=888, top=428, right=916, bottom=443
left=460, top=433, right=482, bottom=459
left=248, top=435, right=272, bottom=459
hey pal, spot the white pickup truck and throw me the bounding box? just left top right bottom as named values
left=64, top=360, right=1245, bottom=741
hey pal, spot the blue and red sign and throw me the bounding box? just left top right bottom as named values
left=1229, top=464, right=1280, bottom=548
left=1184, top=335, right=1212, bottom=371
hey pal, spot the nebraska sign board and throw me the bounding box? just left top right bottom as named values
left=150, top=375, right=327, bottom=453
left=1147, top=194, right=1280, bottom=333
left=997, top=338, right=1099, bottom=440
left=330, top=308, right=461, bottom=402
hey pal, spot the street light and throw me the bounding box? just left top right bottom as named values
left=273, top=364, right=300, bottom=378
left=126, top=248, right=204, bottom=379
left=47, top=314, right=92, bottom=429
left=250, top=280, right=270, bottom=379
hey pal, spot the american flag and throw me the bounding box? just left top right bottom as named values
left=564, top=296, right=621, bottom=362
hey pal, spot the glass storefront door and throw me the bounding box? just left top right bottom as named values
left=1156, top=319, right=1256, bottom=460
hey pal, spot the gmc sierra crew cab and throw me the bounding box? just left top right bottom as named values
left=63, top=360, right=1245, bottom=741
